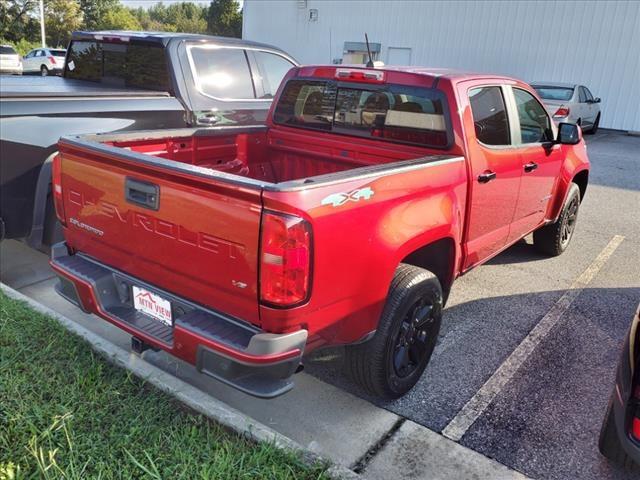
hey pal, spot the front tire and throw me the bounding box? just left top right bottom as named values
left=533, top=183, right=580, bottom=256
left=40, top=65, right=49, bottom=76
left=345, top=264, right=443, bottom=399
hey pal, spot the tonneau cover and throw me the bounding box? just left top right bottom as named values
left=0, top=76, right=170, bottom=98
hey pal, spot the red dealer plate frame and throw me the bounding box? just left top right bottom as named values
left=132, top=285, right=173, bottom=327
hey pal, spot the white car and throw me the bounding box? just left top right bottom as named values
left=531, top=82, right=601, bottom=134
left=22, top=48, right=66, bottom=76
left=0, top=45, right=23, bottom=75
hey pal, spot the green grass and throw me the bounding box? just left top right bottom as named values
left=0, top=291, right=329, bottom=480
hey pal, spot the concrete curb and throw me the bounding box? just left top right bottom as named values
left=1, top=283, right=359, bottom=480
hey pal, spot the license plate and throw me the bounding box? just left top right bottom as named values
left=132, top=286, right=172, bottom=326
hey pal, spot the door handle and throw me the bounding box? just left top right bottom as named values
left=524, top=162, right=538, bottom=173
left=125, top=178, right=159, bottom=210
left=478, top=171, right=497, bottom=183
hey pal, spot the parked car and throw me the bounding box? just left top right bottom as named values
left=599, top=303, right=640, bottom=470
left=22, top=47, right=67, bottom=76
left=0, top=45, right=22, bottom=75
left=50, top=65, right=590, bottom=399
left=531, top=82, right=601, bottom=133
left=0, top=30, right=297, bottom=250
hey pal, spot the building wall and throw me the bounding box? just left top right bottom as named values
left=243, top=0, right=640, bottom=131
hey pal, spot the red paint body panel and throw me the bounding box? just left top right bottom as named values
left=55, top=64, right=590, bottom=368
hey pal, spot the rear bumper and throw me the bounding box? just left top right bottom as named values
left=50, top=242, right=306, bottom=398
left=0, top=66, right=22, bottom=74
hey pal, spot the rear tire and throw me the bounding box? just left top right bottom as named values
left=40, top=65, right=48, bottom=76
left=345, top=264, right=442, bottom=399
left=599, top=396, right=639, bottom=470
left=533, top=183, right=580, bottom=256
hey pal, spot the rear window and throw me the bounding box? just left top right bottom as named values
left=532, top=86, right=574, bottom=101
left=51, top=49, right=66, bottom=56
left=64, top=41, right=169, bottom=91
left=0, top=46, right=17, bottom=55
left=188, top=46, right=255, bottom=100
left=273, top=79, right=450, bottom=148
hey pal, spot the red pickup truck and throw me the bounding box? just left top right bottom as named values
left=50, top=65, right=589, bottom=399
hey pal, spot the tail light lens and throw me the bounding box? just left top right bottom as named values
left=553, top=106, right=570, bottom=118
left=335, top=68, right=385, bottom=83
left=260, top=211, right=312, bottom=307
left=52, top=154, right=66, bottom=226
left=49, top=56, right=57, bottom=65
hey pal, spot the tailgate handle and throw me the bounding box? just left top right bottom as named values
left=125, top=178, right=159, bottom=210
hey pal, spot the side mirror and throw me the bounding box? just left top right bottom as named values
left=594, top=97, right=601, bottom=103
left=557, top=122, right=581, bottom=145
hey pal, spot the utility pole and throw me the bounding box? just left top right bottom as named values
left=39, top=0, right=45, bottom=47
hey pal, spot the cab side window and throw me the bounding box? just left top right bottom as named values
left=513, top=88, right=553, bottom=144
left=469, top=86, right=510, bottom=146
left=578, top=87, right=587, bottom=103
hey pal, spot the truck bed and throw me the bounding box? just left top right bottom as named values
left=0, top=76, right=170, bottom=98
left=64, top=126, right=456, bottom=188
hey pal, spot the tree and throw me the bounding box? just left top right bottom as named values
left=0, top=0, right=40, bottom=43
left=44, top=0, right=83, bottom=47
left=98, top=5, right=141, bottom=30
left=168, top=2, right=207, bottom=34
left=207, top=0, right=241, bottom=38
left=79, top=0, right=120, bottom=31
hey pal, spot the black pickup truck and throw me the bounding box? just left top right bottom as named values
left=0, top=30, right=297, bottom=249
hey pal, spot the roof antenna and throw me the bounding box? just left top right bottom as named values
left=364, top=33, right=374, bottom=67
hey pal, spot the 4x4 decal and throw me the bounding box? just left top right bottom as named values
left=321, top=187, right=375, bottom=207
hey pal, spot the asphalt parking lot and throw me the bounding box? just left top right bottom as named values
left=1, top=130, right=638, bottom=479
left=307, top=130, right=640, bottom=479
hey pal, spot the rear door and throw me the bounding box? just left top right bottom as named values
left=58, top=142, right=264, bottom=325
left=22, top=50, right=35, bottom=72
left=461, top=83, right=522, bottom=268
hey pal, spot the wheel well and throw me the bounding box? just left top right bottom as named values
left=401, top=238, right=456, bottom=297
left=573, top=170, right=589, bottom=202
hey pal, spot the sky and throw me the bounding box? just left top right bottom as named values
left=121, top=0, right=243, bottom=8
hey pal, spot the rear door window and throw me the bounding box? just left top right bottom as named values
left=578, top=87, right=587, bottom=103
left=468, top=86, right=511, bottom=146
left=583, top=87, right=594, bottom=102
left=274, top=79, right=451, bottom=148
left=187, top=46, right=255, bottom=100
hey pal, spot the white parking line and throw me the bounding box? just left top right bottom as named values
left=442, top=235, right=625, bottom=442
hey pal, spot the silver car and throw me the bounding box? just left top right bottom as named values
left=531, top=82, right=601, bottom=134
left=0, top=45, right=23, bottom=75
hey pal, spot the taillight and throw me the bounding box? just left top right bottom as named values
left=335, top=68, right=385, bottom=83
left=553, top=106, right=570, bottom=118
left=260, top=211, right=312, bottom=307
left=632, top=386, right=640, bottom=441
left=52, top=154, right=66, bottom=226
left=49, top=56, right=56, bottom=65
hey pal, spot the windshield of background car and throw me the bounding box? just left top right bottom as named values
left=532, top=86, right=574, bottom=101
left=64, top=40, right=170, bottom=91
left=0, top=46, right=17, bottom=55
left=273, top=79, right=451, bottom=148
